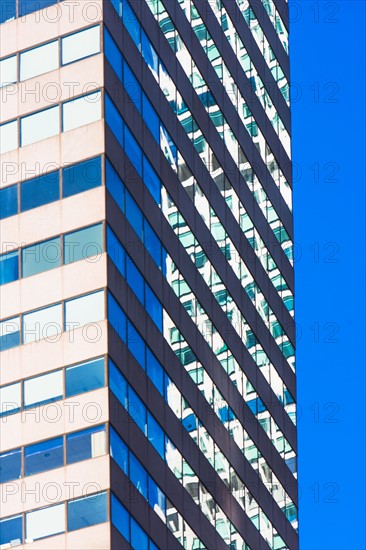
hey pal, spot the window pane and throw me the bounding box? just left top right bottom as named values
left=104, top=28, right=122, bottom=80
left=106, top=159, right=125, bottom=211
left=107, top=226, right=125, bottom=277
left=148, top=476, right=166, bottom=521
left=109, top=360, right=127, bottom=408
left=0, top=0, right=16, bottom=24
left=129, top=454, right=147, bottom=499
left=147, top=412, right=164, bottom=459
left=24, top=370, right=63, bottom=408
left=0, top=382, right=21, bottom=416
left=65, top=291, right=104, bottom=330
left=26, top=503, right=65, bottom=541
left=66, top=425, right=106, bottom=464
left=0, top=448, right=21, bottom=483
left=0, top=250, right=19, bottom=285
left=0, top=317, right=20, bottom=351
left=105, top=93, right=123, bottom=144
left=23, top=303, right=62, bottom=344
left=25, top=436, right=64, bottom=476
left=67, top=492, right=107, bottom=531
left=108, top=292, right=126, bottom=342
left=20, top=171, right=60, bottom=212
left=145, top=286, right=162, bottom=331
left=125, top=192, right=142, bottom=238
left=122, top=0, right=141, bottom=49
left=0, top=185, right=18, bottom=219
left=142, top=95, right=159, bottom=142
left=109, top=426, right=128, bottom=474
left=123, top=62, right=141, bottom=112
left=62, top=26, right=100, bottom=65
left=21, top=106, right=60, bottom=147
left=0, top=515, right=22, bottom=547
left=62, top=157, right=101, bottom=198
left=64, top=224, right=103, bottom=264
left=63, top=92, right=101, bottom=132
left=65, top=357, right=105, bottom=397
left=131, top=518, right=148, bottom=550
left=126, top=258, right=143, bottom=303
left=22, top=237, right=61, bottom=278
left=146, top=349, right=163, bottom=396
left=143, top=156, right=160, bottom=205
left=128, top=386, right=146, bottom=434
left=0, top=56, right=17, bottom=88
left=0, top=120, right=17, bottom=154
left=124, top=125, right=142, bottom=176
left=19, top=0, right=58, bottom=17
left=111, top=494, right=130, bottom=542
left=20, top=41, right=58, bottom=81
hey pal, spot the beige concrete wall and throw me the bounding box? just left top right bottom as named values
left=17, top=523, right=111, bottom=550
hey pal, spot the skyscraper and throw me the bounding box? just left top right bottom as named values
left=0, top=0, right=297, bottom=548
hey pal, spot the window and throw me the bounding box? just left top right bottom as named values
left=143, top=156, right=160, bottom=204
left=67, top=492, right=107, bottom=531
left=142, top=95, right=159, bottom=142
left=125, top=192, right=142, bottom=238
left=22, top=237, right=61, bottom=278
left=0, top=185, right=18, bottom=219
left=141, top=31, right=158, bottom=80
left=107, top=226, right=125, bottom=277
left=0, top=317, right=20, bottom=352
left=65, top=357, right=105, bottom=397
left=19, top=0, right=58, bottom=17
left=0, top=0, right=16, bottom=25
left=108, top=292, right=127, bottom=342
left=65, top=291, right=104, bottom=330
left=62, top=26, right=100, bottom=65
left=146, top=349, right=163, bottom=396
left=123, top=62, right=141, bottom=111
left=145, top=286, right=162, bottom=331
left=0, top=448, right=21, bottom=483
left=124, top=125, right=142, bottom=176
left=0, top=382, right=21, bottom=416
left=21, top=106, right=60, bottom=147
left=147, top=413, right=164, bottom=459
left=0, top=515, right=23, bottom=547
left=104, top=28, right=122, bottom=80
left=64, top=224, right=103, bottom=264
left=128, top=386, right=146, bottom=435
left=105, top=93, right=123, bottom=143
left=111, top=494, right=130, bottom=542
left=109, top=360, right=127, bottom=408
left=20, top=171, right=60, bottom=211
left=23, top=370, right=63, bottom=408
left=62, top=92, right=101, bottom=132
left=66, top=425, right=106, bottom=464
left=0, top=120, right=17, bottom=154
left=106, top=159, right=125, bottom=211
left=20, top=41, right=58, bottom=81
left=62, top=156, right=101, bottom=198
left=122, top=0, right=141, bottom=50
left=0, top=250, right=19, bottom=285
left=126, top=258, right=143, bottom=303
left=130, top=454, right=147, bottom=499
left=110, top=426, right=128, bottom=474
left=23, top=303, right=62, bottom=344
left=0, top=56, right=17, bottom=88
left=131, top=518, right=148, bottom=550
left=25, top=503, right=65, bottom=541
left=148, top=477, right=166, bottom=521
left=24, top=436, right=64, bottom=476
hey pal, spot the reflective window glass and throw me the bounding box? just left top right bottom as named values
left=148, top=477, right=166, bottom=521
left=124, top=125, right=142, bottom=176
left=110, top=426, right=128, bottom=474
left=0, top=515, right=23, bottom=547
left=23, top=303, right=62, bottom=344
left=65, top=291, right=104, bottom=330
left=62, top=156, right=101, bottom=198
left=108, top=292, right=127, bottom=342
left=23, top=370, right=63, bottom=408
left=122, top=0, right=141, bottom=49
left=123, top=61, right=141, bottom=111
left=127, top=323, right=145, bottom=370
left=0, top=120, right=18, bottom=154
left=0, top=448, right=21, bottom=483
left=0, top=185, right=18, bottom=219
left=105, top=94, right=123, bottom=143
left=146, top=349, right=163, bottom=395
left=106, top=159, right=125, bottom=211
left=62, top=26, right=100, bottom=65
left=0, top=382, right=21, bottom=416
left=145, top=286, right=162, bottom=331
left=130, top=453, right=147, bottom=499
left=0, top=250, right=19, bottom=285
left=24, top=436, right=63, bottom=476
left=141, top=31, right=158, bottom=80
left=109, top=360, right=127, bottom=408
left=126, top=258, right=143, bottom=303
left=104, top=28, right=122, bottom=80
left=107, top=226, right=125, bottom=277
left=143, top=156, right=160, bottom=205
left=147, top=412, right=164, bottom=459
left=0, top=1, right=16, bottom=24
left=65, top=357, right=105, bottom=397
left=0, top=317, right=20, bottom=351
left=0, top=56, right=17, bottom=88
left=125, top=192, right=142, bottom=238
left=63, top=92, right=101, bottom=132
left=20, top=41, right=58, bottom=81
left=66, top=425, right=106, bottom=464
left=64, top=224, right=103, bottom=264
left=111, top=494, right=130, bottom=542
left=20, top=171, right=59, bottom=211
left=131, top=518, right=148, bottom=550
left=19, top=0, right=58, bottom=17
left=142, top=95, right=159, bottom=142
left=25, top=503, right=65, bottom=541
left=144, top=222, right=161, bottom=267
left=22, top=237, right=61, bottom=278
left=128, top=386, right=146, bottom=434
left=67, top=492, right=107, bottom=531
left=21, top=106, right=60, bottom=147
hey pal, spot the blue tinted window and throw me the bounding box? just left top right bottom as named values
left=65, top=357, right=105, bottom=397
left=143, top=157, right=160, bottom=205
left=24, top=437, right=63, bottom=476
left=110, top=427, right=128, bottom=474
left=67, top=492, right=107, bottom=531
left=123, top=62, right=141, bottom=112
left=105, top=94, right=123, bottom=144
left=127, top=322, right=146, bottom=370
left=21, top=171, right=59, bottom=211
left=109, top=359, right=128, bottom=408
left=0, top=448, right=21, bottom=483
left=141, top=31, right=158, bottom=77
left=1, top=1, right=16, bottom=24
left=146, top=349, right=163, bottom=396
left=106, top=159, right=125, bottom=212
left=0, top=318, right=20, bottom=352
left=147, top=413, right=164, bottom=459
left=145, top=286, right=162, bottom=331
left=122, top=0, right=141, bottom=50
left=124, top=126, right=142, bottom=176
left=144, top=222, right=161, bottom=268
left=0, top=515, right=23, bottom=547
left=111, top=494, right=130, bottom=542
left=64, top=224, right=103, bottom=264
left=128, top=386, right=146, bottom=434
left=126, top=258, right=144, bottom=303
left=22, top=237, right=61, bottom=278
left=63, top=157, right=101, bottom=198
left=148, top=477, right=166, bottom=519
left=104, top=28, right=122, bottom=80
left=142, top=95, right=159, bottom=143
left=131, top=518, right=148, bottom=550
left=108, top=292, right=127, bottom=342
left=0, top=251, right=18, bottom=285
left=66, top=425, right=106, bottom=464
left=0, top=185, right=17, bottom=219
left=125, top=192, right=142, bottom=238
left=19, top=0, right=57, bottom=17
left=107, top=227, right=125, bottom=277
left=129, top=454, right=147, bottom=499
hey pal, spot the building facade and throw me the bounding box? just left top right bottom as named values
left=0, top=0, right=297, bottom=548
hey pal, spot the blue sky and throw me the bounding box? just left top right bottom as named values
left=290, top=1, right=366, bottom=548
